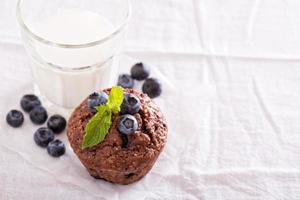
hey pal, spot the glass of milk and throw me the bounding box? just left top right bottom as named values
left=16, top=0, right=131, bottom=109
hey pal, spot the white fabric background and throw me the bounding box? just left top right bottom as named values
left=1, top=0, right=300, bottom=199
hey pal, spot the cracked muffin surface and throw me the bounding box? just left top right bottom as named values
left=67, top=88, right=168, bottom=184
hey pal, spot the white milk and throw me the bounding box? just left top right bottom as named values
left=30, top=9, right=120, bottom=108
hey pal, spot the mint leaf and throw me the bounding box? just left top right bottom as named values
left=82, top=105, right=112, bottom=148
left=107, top=86, right=124, bottom=113
left=82, top=86, right=124, bottom=149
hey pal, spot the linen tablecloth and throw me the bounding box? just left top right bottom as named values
left=1, top=0, right=300, bottom=199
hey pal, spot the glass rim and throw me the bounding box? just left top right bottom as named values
left=16, top=0, right=131, bottom=49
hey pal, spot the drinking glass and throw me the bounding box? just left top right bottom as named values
left=16, top=0, right=131, bottom=109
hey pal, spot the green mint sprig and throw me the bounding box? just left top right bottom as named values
left=82, top=86, right=124, bottom=149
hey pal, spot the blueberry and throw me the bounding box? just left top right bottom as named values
left=34, top=127, right=54, bottom=147
left=118, top=114, right=138, bottom=135
left=29, top=106, right=48, bottom=125
left=6, top=110, right=24, bottom=128
left=20, top=94, right=41, bottom=112
left=117, top=74, right=134, bottom=88
left=87, top=92, right=108, bottom=113
left=130, top=62, right=150, bottom=80
left=142, top=78, right=162, bottom=98
left=121, top=93, right=141, bottom=115
left=47, top=114, right=66, bottom=134
left=47, top=139, right=66, bottom=157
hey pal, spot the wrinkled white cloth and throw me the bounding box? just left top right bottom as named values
left=1, top=0, right=300, bottom=199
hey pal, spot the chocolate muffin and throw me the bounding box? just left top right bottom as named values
left=67, top=88, right=168, bottom=185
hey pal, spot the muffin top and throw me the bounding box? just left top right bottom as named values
left=67, top=88, right=168, bottom=172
